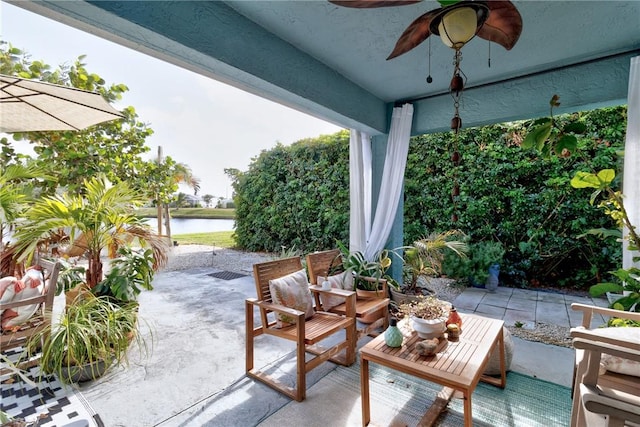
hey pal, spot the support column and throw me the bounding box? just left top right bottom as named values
left=371, top=134, right=404, bottom=284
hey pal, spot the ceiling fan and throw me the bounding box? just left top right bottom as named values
left=331, top=1, right=523, bottom=224
left=330, top=0, right=523, bottom=59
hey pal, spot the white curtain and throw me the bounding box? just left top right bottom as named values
left=348, top=103, right=414, bottom=261
left=623, top=56, right=640, bottom=269
left=349, top=129, right=372, bottom=253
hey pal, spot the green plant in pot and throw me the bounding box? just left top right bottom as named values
left=26, top=293, right=146, bottom=383
left=394, top=230, right=468, bottom=303
left=443, top=240, right=505, bottom=288
left=336, top=240, right=393, bottom=295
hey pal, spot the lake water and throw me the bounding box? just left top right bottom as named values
left=144, top=218, right=235, bottom=235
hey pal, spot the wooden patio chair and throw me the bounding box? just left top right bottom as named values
left=306, top=249, right=390, bottom=339
left=570, top=303, right=640, bottom=427
left=245, top=256, right=356, bottom=401
left=1, top=258, right=61, bottom=370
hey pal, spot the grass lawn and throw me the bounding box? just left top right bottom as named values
left=137, top=207, right=235, bottom=219
left=172, top=231, right=236, bottom=248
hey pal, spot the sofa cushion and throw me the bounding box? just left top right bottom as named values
left=269, top=268, right=314, bottom=328
left=597, top=326, right=640, bottom=377
left=317, top=272, right=353, bottom=310
left=0, top=268, right=45, bottom=331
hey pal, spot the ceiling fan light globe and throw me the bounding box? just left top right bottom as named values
left=438, top=6, right=479, bottom=49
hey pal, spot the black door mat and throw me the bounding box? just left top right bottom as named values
left=207, top=271, right=248, bottom=281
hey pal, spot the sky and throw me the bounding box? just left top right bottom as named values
left=1, top=2, right=344, bottom=199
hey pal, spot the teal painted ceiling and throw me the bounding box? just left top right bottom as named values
left=11, top=1, right=640, bottom=136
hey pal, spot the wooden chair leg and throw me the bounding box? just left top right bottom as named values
left=245, top=300, right=254, bottom=373
left=346, top=320, right=357, bottom=365
left=295, top=320, right=306, bottom=401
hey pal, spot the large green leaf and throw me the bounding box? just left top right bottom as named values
left=570, top=171, right=600, bottom=189
left=596, top=169, right=615, bottom=185
left=589, top=282, right=623, bottom=297
left=522, top=120, right=552, bottom=150
left=554, top=134, right=577, bottom=156
left=563, top=122, right=587, bottom=134
left=576, top=228, right=622, bottom=240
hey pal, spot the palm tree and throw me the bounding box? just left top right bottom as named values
left=13, top=174, right=168, bottom=288
left=173, top=163, right=200, bottom=195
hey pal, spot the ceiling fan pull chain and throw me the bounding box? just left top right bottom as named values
left=449, top=49, right=464, bottom=223
left=426, top=38, right=433, bottom=84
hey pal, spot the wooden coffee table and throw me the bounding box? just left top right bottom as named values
left=360, top=313, right=506, bottom=427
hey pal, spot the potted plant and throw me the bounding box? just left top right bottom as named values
left=12, top=174, right=169, bottom=293
left=397, top=295, right=451, bottom=339
left=390, top=230, right=468, bottom=304
left=26, top=292, right=146, bottom=383
left=443, top=240, right=505, bottom=289
left=335, top=241, right=393, bottom=297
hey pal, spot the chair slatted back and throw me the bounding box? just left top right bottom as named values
left=253, top=256, right=304, bottom=303
left=306, top=249, right=343, bottom=285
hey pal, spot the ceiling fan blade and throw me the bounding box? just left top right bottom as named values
left=476, top=0, right=522, bottom=50
left=387, top=9, right=440, bottom=59
left=330, top=0, right=421, bottom=8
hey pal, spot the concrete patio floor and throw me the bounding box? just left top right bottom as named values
left=71, top=265, right=609, bottom=427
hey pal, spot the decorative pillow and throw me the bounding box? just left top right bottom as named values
left=269, top=269, right=314, bottom=328
left=597, top=327, right=640, bottom=377
left=318, top=273, right=353, bottom=310
left=0, top=268, right=45, bottom=331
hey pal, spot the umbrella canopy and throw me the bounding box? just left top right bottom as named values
left=0, top=73, right=124, bottom=132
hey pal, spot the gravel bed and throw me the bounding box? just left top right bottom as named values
left=163, top=245, right=571, bottom=347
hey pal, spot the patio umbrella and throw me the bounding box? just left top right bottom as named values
left=0, top=73, right=124, bottom=132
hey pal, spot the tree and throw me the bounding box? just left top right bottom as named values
left=173, top=192, right=189, bottom=209
left=202, top=194, right=214, bottom=207
left=0, top=42, right=155, bottom=197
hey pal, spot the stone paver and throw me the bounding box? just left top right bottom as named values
left=472, top=303, right=506, bottom=319
left=538, top=292, right=566, bottom=303
left=479, top=292, right=509, bottom=308
left=503, top=308, right=535, bottom=326
left=506, top=297, right=535, bottom=312
left=511, top=289, right=541, bottom=301
left=452, top=289, right=485, bottom=311
left=535, top=301, right=570, bottom=327
left=455, top=285, right=612, bottom=330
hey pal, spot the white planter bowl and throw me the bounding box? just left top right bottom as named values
left=412, top=316, right=447, bottom=339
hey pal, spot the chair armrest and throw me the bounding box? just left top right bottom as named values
left=0, top=295, right=48, bottom=311
left=247, top=298, right=306, bottom=319
left=571, top=303, right=640, bottom=328
left=580, top=383, right=640, bottom=423
left=573, top=337, right=640, bottom=362
left=309, top=285, right=356, bottom=317
left=309, top=285, right=355, bottom=298
left=572, top=330, right=640, bottom=356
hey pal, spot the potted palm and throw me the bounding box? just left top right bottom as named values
left=12, top=174, right=168, bottom=295
left=12, top=175, right=165, bottom=381
left=391, top=230, right=468, bottom=304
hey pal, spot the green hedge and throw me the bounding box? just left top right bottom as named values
left=233, top=132, right=351, bottom=252
left=231, top=107, right=627, bottom=290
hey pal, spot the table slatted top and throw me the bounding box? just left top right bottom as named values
left=360, top=314, right=504, bottom=391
